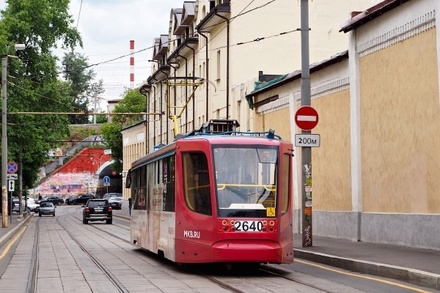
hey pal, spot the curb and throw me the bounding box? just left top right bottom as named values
left=294, top=249, right=440, bottom=291
left=0, top=213, right=33, bottom=247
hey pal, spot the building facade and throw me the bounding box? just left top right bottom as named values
left=142, top=0, right=382, bottom=147
left=246, top=0, right=440, bottom=250
left=122, top=0, right=440, bottom=249
left=122, top=0, right=381, bottom=192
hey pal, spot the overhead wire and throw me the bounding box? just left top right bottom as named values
left=76, top=0, right=84, bottom=29
left=19, top=0, right=294, bottom=108
left=75, top=0, right=290, bottom=71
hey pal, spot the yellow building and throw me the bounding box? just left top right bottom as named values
left=121, top=0, right=440, bottom=249
left=246, top=0, right=440, bottom=250
left=123, top=0, right=383, bottom=207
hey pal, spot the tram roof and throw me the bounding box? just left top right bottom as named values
left=130, top=131, right=287, bottom=169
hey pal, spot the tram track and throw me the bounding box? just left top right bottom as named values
left=50, top=208, right=347, bottom=293
left=55, top=215, right=129, bottom=293
left=28, top=217, right=39, bottom=293
left=260, top=264, right=331, bottom=292
left=65, top=212, right=290, bottom=292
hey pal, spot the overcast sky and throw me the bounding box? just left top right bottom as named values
left=1, top=0, right=184, bottom=110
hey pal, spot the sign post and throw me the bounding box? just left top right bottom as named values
left=299, top=0, right=313, bottom=247
left=103, top=176, right=110, bottom=194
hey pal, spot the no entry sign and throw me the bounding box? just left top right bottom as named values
left=295, top=106, right=319, bottom=131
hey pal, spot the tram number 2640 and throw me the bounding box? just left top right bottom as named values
left=234, top=221, right=263, bottom=232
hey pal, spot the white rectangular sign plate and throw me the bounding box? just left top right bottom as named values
left=295, top=134, right=321, bottom=147
left=7, top=174, right=18, bottom=180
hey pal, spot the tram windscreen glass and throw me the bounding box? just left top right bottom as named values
left=213, top=147, right=278, bottom=218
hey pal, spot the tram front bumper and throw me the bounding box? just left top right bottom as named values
left=212, top=240, right=283, bottom=263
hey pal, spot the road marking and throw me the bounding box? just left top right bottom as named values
left=296, top=259, right=432, bottom=293
left=0, top=225, right=28, bottom=260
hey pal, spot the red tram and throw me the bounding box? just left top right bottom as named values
left=126, top=120, right=294, bottom=265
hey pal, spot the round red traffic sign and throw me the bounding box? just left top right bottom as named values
left=295, top=106, right=319, bottom=131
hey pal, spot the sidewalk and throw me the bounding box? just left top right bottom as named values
left=294, top=234, right=440, bottom=291
left=1, top=209, right=439, bottom=291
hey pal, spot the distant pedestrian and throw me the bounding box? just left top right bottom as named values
left=128, top=198, right=132, bottom=216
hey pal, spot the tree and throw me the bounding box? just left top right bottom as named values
left=60, top=52, right=104, bottom=124
left=0, top=0, right=82, bottom=190
left=101, top=88, right=146, bottom=172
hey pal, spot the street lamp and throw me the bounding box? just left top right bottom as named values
left=2, top=43, right=25, bottom=228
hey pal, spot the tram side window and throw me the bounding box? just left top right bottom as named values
left=134, top=166, right=147, bottom=210
left=163, top=156, right=175, bottom=212
left=183, top=152, right=212, bottom=215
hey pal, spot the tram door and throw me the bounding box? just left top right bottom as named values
left=278, top=143, right=294, bottom=262
left=175, top=141, right=216, bottom=263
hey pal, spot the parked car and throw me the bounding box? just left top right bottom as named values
left=39, top=201, right=55, bottom=217
left=27, top=198, right=39, bottom=212
left=12, top=198, right=25, bottom=213
left=65, top=195, right=78, bottom=205
left=108, top=197, right=122, bottom=209
left=43, top=196, right=64, bottom=205
left=103, top=192, right=122, bottom=199
left=71, top=194, right=95, bottom=205
left=82, top=199, right=112, bottom=224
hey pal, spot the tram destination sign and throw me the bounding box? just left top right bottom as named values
left=295, top=134, right=320, bottom=147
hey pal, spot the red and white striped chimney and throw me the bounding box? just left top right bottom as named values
left=130, top=40, right=135, bottom=88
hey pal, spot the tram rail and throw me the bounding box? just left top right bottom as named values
left=67, top=211, right=329, bottom=292
left=4, top=208, right=352, bottom=293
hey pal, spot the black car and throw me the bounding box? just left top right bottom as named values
left=82, top=199, right=112, bottom=224
left=71, top=194, right=95, bottom=205
left=43, top=196, right=64, bottom=206
left=65, top=195, right=78, bottom=205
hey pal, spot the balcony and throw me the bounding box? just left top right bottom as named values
left=196, top=0, right=230, bottom=33
left=152, top=35, right=169, bottom=61
left=173, top=2, right=196, bottom=36
left=147, top=65, right=171, bottom=84
left=167, top=36, right=199, bottom=64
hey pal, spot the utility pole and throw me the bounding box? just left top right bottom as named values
left=300, top=0, right=313, bottom=247
left=93, top=93, right=97, bottom=124
left=2, top=44, right=25, bottom=228
left=2, top=56, right=8, bottom=228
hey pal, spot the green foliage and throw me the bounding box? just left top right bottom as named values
left=100, top=88, right=146, bottom=171
left=0, top=0, right=82, bottom=189
left=100, top=122, right=122, bottom=172
left=96, top=114, right=107, bottom=124
left=61, top=52, right=104, bottom=124
left=112, top=88, right=146, bottom=125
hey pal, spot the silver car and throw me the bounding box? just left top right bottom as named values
left=39, top=201, right=55, bottom=217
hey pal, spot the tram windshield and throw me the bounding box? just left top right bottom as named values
left=213, top=147, right=278, bottom=218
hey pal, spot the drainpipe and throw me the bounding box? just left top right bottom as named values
left=177, top=53, right=188, bottom=133
left=153, top=85, right=156, bottom=148
left=146, top=90, right=149, bottom=154
left=197, top=30, right=209, bottom=121
left=168, top=63, right=179, bottom=137
left=217, top=14, right=230, bottom=119
left=139, top=84, right=151, bottom=155
left=184, top=43, right=196, bottom=129
left=160, top=81, right=164, bottom=144
left=158, top=67, right=169, bottom=144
